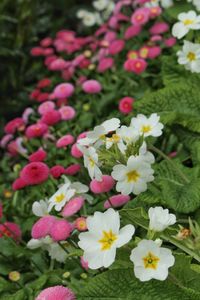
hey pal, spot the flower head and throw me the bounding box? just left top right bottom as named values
left=148, top=206, right=176, bottom=232
left=130, top=113, right=163, bottom=137
left=53, top=83, right=74, bottom=98
left=82, top=80, right=102, bottom=94
left=48, top=183, right=75, bottom=212
left=20, top=162, right=49, bottom=185
left=130, top=240, right=175, bottom=281
left=78, top=208, right=135, bottom=269
left=36, top=286, right=76, bottom=300
left=177, top=40, right=200, bottom=73
left=172, top=10, right=200, bottom=39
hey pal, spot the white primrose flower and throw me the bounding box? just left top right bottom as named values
left=48, top=242, right=68, bottom=263
left=130, top=239, right=175, bottom=281
left=82, top=11, right=99, bottom=27
left=148, top=206, right=176, bottom=232
left=111, top=155, right=154, bottom=195
left=172, top=10, right=200, bottom=39
left=160, top=0, right=173, bottom=8
left=93, top=0, right=109, bottom=11
left=48, top=183, right=76, bottom=212
left=27, top=236, right=53, bottom=250
left=81, top=146, right=102, bottom=180
left=177, top=40, right=200, bottom=73
left=138, top=142, right=155, bottom=164
left=145, top=0, right=160, bottom=7
left=70, top=181, right=89, bottom=194
left=130, top=113, right=164, bottom=138
left=187, top=0, right=200, bottom=11
left=78, top=208, right=135, bottom=269
left=105, top=128, right=127, bottom=154
left=32, top=199, right=49, bottom=217
left=118, top=125, right=139, bottom=145
left=78, top=118, right=120, bottom=147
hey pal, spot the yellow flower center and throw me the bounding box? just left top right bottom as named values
left=127, top=170, right=140, bottom=182
left=99, top=230, right=117, bottom=251
left=89, top=157, right=95, bottom=167
left=187, top=52, right=196, bottom=61
left=143, top=252, right=160, bottom=270
left=55, top=193, right=65, bottom=203
left=183, top=19, right=194, bottom=26
left=128, top=52, right=138, bottom=59
left=141, top=125, right=152, bottom=133
left=108, top=134, right=120, bottom=143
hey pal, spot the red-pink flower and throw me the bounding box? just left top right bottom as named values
left=65, top=164, right=81, bottom=176
left=56, top=134, right=75, bottom=148
left=124, top=25, right=142, bottom=39
left=49, top=58, right=69, bottom=71
left=59, top=106, right=76, bottom=121
left=104, top=194, right=130, bottom=208
left=38, top=101, right=55, bottom=115
left=71, top=143, right=83, bottom=158
left=75, top=217, right=87, bottom=231
left=0, top=222, right=21, bottom=241
left=32, top=216, right=56, bottom=239
left=29, top=148, right=47, bottom=162
left=164, top=37, right=176, bottom=47
left=41, top=110, right=61, bottom=126
left=149, top=22, right=169, bottom=35
left=50, top=165, right=65, bottom=178
left=148, top=46, right=161, bottom=59
left=97, top=57, right=114, bottom=73
left=119, top=97, right=134, bottom=114
left=12, top=178, right=27, bottom=190
left=53, top=83, right=74, bottom=98
left=62, top=197, right=84, bottom=217
left=20, top=162, right=49, bottom=185
left=124, top=58, right=147, bottom=74
left=109, top=39, right=125, bottom=55
left=50, top=219, right=72, bottom=241
left=36, top=286, right=76, bottom=300
left=37, top=78, right=51, bottom=89
left=90, top=175, right=115, bottom=194
left=4, top=118, right=25, bottom=134
left=40, top=37, right=53, bottom=48
left=82, top=80, right=102, bottom=94
left=26, top=123, right=48, bottom=139
left=30, top=47, right=44, bottom=56
left=149, top=6, right=162, bottom=18
left=0, top=134, right=13, bottom=148
left=131, top=8, right=150, bottom=26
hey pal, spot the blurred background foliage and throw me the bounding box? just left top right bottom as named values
left=0, top=0, right=91, bottom=135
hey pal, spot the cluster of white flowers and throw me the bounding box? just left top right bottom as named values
left=144, top=0, right=174, bottom=9
left=78, top=206, right=176, bottom=281
left=78, top=113, right=163, bottom=196
left=172, top=10, right=200, bottom=73
left=77, top=0, right=114, bottom=27
left=187, top=0, right=200, bottom=11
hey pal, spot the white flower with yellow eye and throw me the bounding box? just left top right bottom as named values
left=172, top=10, right=200, bottom=39
left=105, top=128, right=126, bottom=154
left=32, top=200, right=49, bottom=217
left=130, top=240, right=175, bottom=281
left=177, top=40, right=200, bottom=73
left=48, top=183, right=76, bottom=212
left=111, top=155, right=154, bottom=195
left=118, top=125, right=139, bottom=145
left=130, top=113, right=163, bottom=138
left=78, top=208, right=135, bottom=269
left=187, top=0, right=200, bottom=11
left=81, top=146, right=102, bottom=180
left=148, top=206, right=176, bottom=232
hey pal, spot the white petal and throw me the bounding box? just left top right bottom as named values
left=116, top=225, right=135, bottom=248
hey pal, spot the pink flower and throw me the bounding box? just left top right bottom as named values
left=131, top=8, right=150, bottom=26
left=90, top=175, right=115, bottom=194
left=109, top=39, right=125, bottom=55
left=29, top=89, right=40, bottom=100
left=36, top=286, right=76, bottom=300
left=40, top=37, right=53, bottom=48
left=41, top=110, right=61, bottom=126
left=71, top=143, right=83, bottom=158
left=62, top=197, right=84, bottom=217
left=43, top=48, right=54, bottom=56
left=32, top=216, right=56, bottom=239
left=150, top=35, right=163, bottom=42
left=53, top=83, right=74, bottom=98
left=50, top=219, right=72, bottom=241
left=56, top=134, right=75, bottom=148
left=148, top=46, right=161, bottom=59
left=82, top=80, right=102, bottom=94
left=29, top=148, right=47, bottom=162
left=0, top=134, right=13, bottom=148
left=80, top=256, right=89, bottom=270
left=50, top=165, right=65, bottom=178
left=22, top=107, right=34, bottom=123
left=149, top=6, right=162, bottom=18
left=0, top=222, right=21, bottom=241
left=30, top=47, right=44, bottom=56
left=104, top=194, right=130, bottom=208
left=65, top=164, right=81, bottom=176
left=49, top=58, right=69, bottom=71
left=124, top=58, right=147, bottom=74
left=12, top=178, right=27, bottom=190
left=59, top=106, right=76, bottom=121
left=124, top=25, right=142, bottom=39
left=7, top=137, right=27, bottom=156
left=37, top=92, right=50, bottom=103
left=127, top=50, right=138, bottom=60
left=139, top=46, right=149, bottom=59
left=4, top=118, right=25, bottom=134
left=0, top=203, right=3, bottom=219
left=37, top=78, right=51, bottom=89
left=119, top=97, right=134, bottom=114
left=97, top=57, right=114, bottom=73
left=75, top=217, right=87, bottom=231
left=164, top=37, right=176, bottom=47
left=26, top=123, right=48, bottom=139
left=38, top=101, right=55, bottom=115
left=149, top=22, right=169, bottom=35
left=20, top=162, right=49, bottom=185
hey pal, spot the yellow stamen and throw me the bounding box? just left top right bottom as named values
left=99, top=230, right=117, bottom=251
left=141, top=125, right=152, bottom=133
left=89, top=157, right=95, bottom=167
left=127, top=170, right=140, bottom=182
left=183, top=19, right=194, bottom=25
left=143, top=252, right=160, bottom=270
left=187, top=52, right=196, bottom=61
left=55, top=193, right=65, bottom=203
left=108, top=134, right=120, bottom=143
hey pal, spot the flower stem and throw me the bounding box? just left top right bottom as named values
left=149, top=144, right=190, bottom=184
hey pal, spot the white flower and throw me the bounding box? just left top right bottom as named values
left=118, top=125, right=139, bottom=145
left=93, top=0, right=109, bottom=11
left=130, top=239, right=175, bottom=281
left=187, top=0, right=200, bottom=11
left=48, top=242, right=68, bottom=263
left=145, top=0, right=160, bottom=7
left=105, top=128, right=126, bottom=154
left=148, top=206, right=176, bottom=232
left=77, top=9, right=87, bottom=18
left=82, top=12, right=98, bottom=27
left=70, top=182, right=89, bottom=194
left=78, top=208, right=135, bottom=269
left=177, top=40, right=200, bottom=73
left=172, top=10, right=200, bottom=39
left=130, top=113, right=164, bottom=138
left=32, top=200, right=49, bottom=217
left=111, top=155, right=154, bottom=195
left=48, top=183, right=75, bottom=212
left=139, top=142, right=155, bottom=164
left=160, top=0, right=173, bottom=8
left=27, top=236, right=53, bottom=250
left=78, top=118, right=120, bottom=147
left=81, top=146, right=102, bottom=180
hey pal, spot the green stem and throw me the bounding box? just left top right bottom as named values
left=149, top=144, right=190, bottom=184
